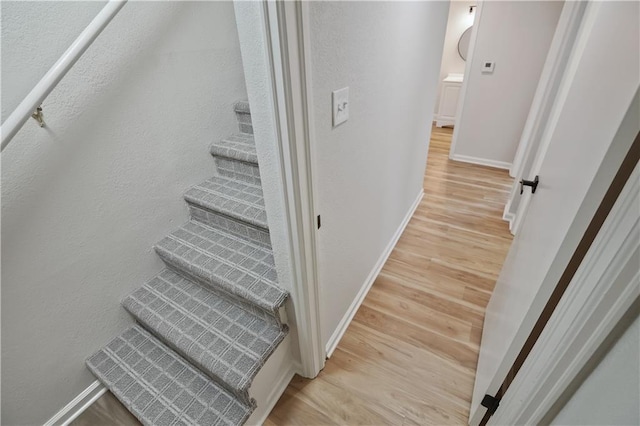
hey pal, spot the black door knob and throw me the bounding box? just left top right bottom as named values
left=520, top=175, right=539, bottom=195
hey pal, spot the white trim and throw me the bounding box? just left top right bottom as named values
left=325, top=190, right=424, bottom=357
left=508, top=1, right=588, bottom=179
left=450, top=153, right=511, bottom=170
left=433, top=116, right=455, bottom=129
left=43, top=380, right=107, bottom=426
left=449, top=0, right=483, bottom=160
left=502, top=209, right=515, bottom=233
left=512, top=2, right=603, bottom=237
left=490, top=163, right=640, bottom=425
left=263, top=0, right=325, bottom=377
left=503, top=1, right=588, bottom=233
left=435, top=119, right=456, bottom=128
left=252, top=363, right=298, bottom=426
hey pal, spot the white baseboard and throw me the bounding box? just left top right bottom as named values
left=324, top=189, right=424, bottom=358
left=450, top=153, right=512, bottom=170
left=503, top=211, right=515, bottom=233
left=503, top=195, right=517, bottom=234
left=44, top=380, right=107, bottom=426
left=503, top=200, right=516, bottom=230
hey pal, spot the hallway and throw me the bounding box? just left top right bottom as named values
left=72, top=127, right=514, bottom=425
left=265, top=127, right=514, bottom=425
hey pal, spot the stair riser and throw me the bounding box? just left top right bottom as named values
left=215, top=157, right=261, bottom=186
left=187, top=204, right=271, bottom=248
left=123, top=305, right=254, bottom=406
left=235, top=111, right=253, bottom=135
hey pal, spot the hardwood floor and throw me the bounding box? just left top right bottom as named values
left=73, top=126, right=513, bottom=425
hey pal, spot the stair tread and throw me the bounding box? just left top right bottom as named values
left=210, top=135, right=257, bottom=164
left=184, top=176, right=267, bottom=230
left=155, top=221, right=288, bottom=315
left=86, top=325, right=253, bottom=426
left=122, top=269, right=287, bottom=402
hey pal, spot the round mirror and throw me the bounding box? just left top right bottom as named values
left=458, top=26, right=472, bottom=61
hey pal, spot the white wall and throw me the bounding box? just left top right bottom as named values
left=551, top=316, right=640, bottom=426
left=451, top=1, right=563, bottom=168
left=1, top=2, right=247, bottom=424
left=308, top=1, right=449, bottom=350
left=434, top=0, right=475, bottom=117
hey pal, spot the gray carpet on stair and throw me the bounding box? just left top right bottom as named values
left=234, top=101, right=250, bottom=114
left=86, top=325, right=254, bottom=426
left=211, top=134, right=257, bottom=164
left=184, top=176, right=268, bottom=230
left=87, top=100, right=287, bottom=426
left=154, top=221, right=287, bottom=318
left=215, top=157, right=261, bottom=186
left=122, top=269, right=287, bottom=404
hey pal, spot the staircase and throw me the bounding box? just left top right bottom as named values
left=86, top=101, right=289, bottom=426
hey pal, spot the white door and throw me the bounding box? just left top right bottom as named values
left=470, top=2, right=640, bottom=425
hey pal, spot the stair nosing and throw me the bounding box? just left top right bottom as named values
left=184, top=176, right=268, bottom=230
left=121, top=270, right=287, bottom=402
left=153, top=221, right=288, bottom=315
left=210, top=135, right=257, bottom=165
left=154, top=244, right=287, bottom=315
left=234, top=101, right=250, bottom=114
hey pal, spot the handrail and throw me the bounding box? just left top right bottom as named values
left=0, top=0, right=127, bottom=152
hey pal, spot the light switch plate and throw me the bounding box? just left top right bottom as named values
left=481, top=61, right=495, bottom=74
left=332, top=87, right=349, bottom=127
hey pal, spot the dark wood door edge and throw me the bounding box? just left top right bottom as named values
left=479, top=130, right=640, bottom=426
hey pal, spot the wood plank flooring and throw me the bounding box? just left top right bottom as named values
left=73, top=126, right=513, bottom=425
left=71, top=391, right=140, bottom=426
left=266, top=126, right=513, bottom=425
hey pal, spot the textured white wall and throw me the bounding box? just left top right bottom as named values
left=1, top=2, right=247, bottom=424
left=434, top=0, right=475, bottom=116
left=551, top=317, right=640, bottom=426
left=308, top=1, right=449, bottom=347
left=451, top=1, right=563, bottom=167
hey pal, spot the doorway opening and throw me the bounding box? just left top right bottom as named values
left=429, top=2, right=638, bottom=425
left=433, top=1, right=565, bottom=228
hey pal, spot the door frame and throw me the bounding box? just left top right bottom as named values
left=234, top=0, right=325, bottom=379
left=263, top=0, right=325, bottom=378
left=450, top=1, right=588, bottom=233
left=503, top=1, right=588, bottom=233
left=448, top=0, right=483, bottom=163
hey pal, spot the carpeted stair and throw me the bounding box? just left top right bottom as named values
left=87, top=101, right=289, bottom=425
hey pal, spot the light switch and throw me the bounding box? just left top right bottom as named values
left=481, top=61, right=495, bottom=74
left=332, top=87, right=349, bottom=127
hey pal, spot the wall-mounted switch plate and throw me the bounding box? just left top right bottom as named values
left=481, top=61, right=495, bottom=74
left=332, top=87, right=349, bottom=127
